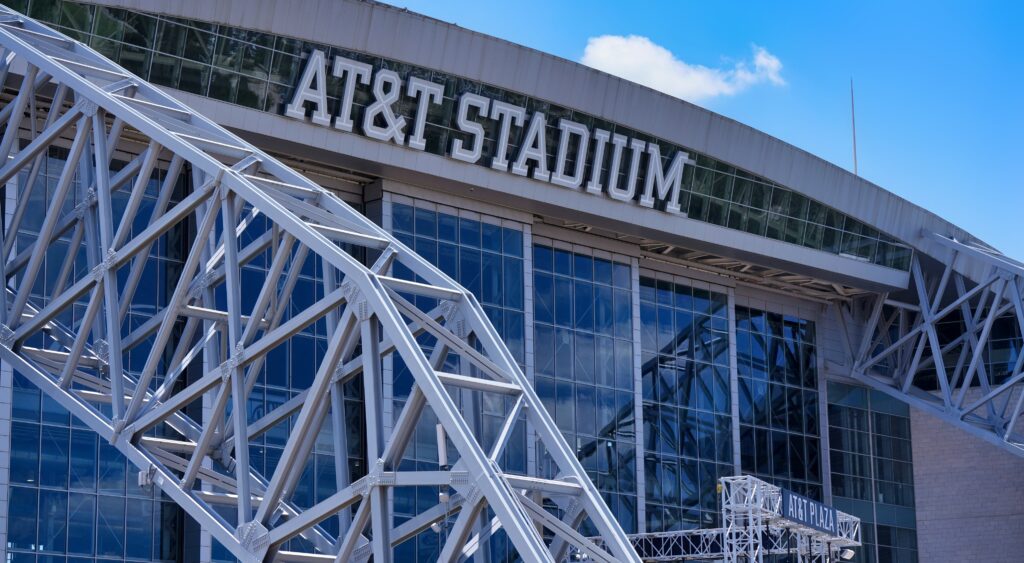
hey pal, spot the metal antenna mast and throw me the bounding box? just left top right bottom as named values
left=850, top=78, right=859, bottom=175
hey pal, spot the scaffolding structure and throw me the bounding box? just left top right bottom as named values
left=592, top=476, right=861, bottom=563
left=0, top=7, right=641, bottom=563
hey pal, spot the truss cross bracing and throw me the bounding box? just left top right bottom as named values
left=591, top=477, right=860, bottom=563
left=840, top=234, right=1024, bottom=458
left=0, top=8, right=642, bottom=562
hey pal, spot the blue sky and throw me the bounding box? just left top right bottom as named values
left=385, top=0, right=1024, bottom=259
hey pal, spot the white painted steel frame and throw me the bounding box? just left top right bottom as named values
left=593, top=475, right=860, bottom=562
left=844, top=233, right=1024, bottom=458
left=0, top=8, right=641, bottom=563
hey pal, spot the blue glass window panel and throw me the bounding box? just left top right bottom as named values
left=771, top=430, right=790, bottom=478
left=613, top=262, right=631, bottom=288
left=40, top=394, right=70, bottom=426
left=640, top=302, right=657, bottom=352
left=10, top=421, right=40, bottom=484
left=458, top=247, right=481, bottom=296
left=392, top=203, right=413, bottom=233
left=264, top=341, right=289, bottom=388
left=661, top=408, right=679, bottom=456
left=69, top=429, right=97, bottom=490
left=437, top=213, right=458, bottom=242
left=576, top=385, right=597, bottom=437
left=595, top=335, right=615, bottom=388
left=40, top=425, right=70, bottom=488
left=751, top=380, right=769, bottom=427
left=553, top=248, right=572, bottom=276
left=438, top=242, right=458, bottom=278
left=290, top=335, right=315, bottom=389
left=413, top=207, right=436, bottom=238
left=157, top=501, right=181, bottom=560
left=639, top=276, right=657, bottom=303
left=617, top=391, right=635, bottom=437
left=615, top=339, right=633, bottom=390
left=96, top=495, right=125, bottom=557
left=504, top=311, right=525, bottom=364
left=655, top=279, right=673, bottom=306
left=770, top=383, right=788, bottom=430
left=125, top=499, right=154, bottom=559
left=39, top=491, right=71, bottom=553
left=414, top=235, right=437, bottom=265
left=645, top=455, right=662, bottom=502
left=503, top=257, right=523, bottom=309
left=314, top=453, right=336, bottom=503
left=482, top=222, right=502, bottom=253
left=553, top=276, right=572, bottom=327
left=674, top=310, right=694, bottom=359
left=536, top=376, right=556, bottom=420
left=696, top=366, right=712, bottom=415
left=97, top=442, right=126, bottom=494
left=597, top=387, right=616, bottom=432
left=533, top=272, right=554, bottom=325
left=555, top=379, right=575, bottom=435
left=12, top=376, right=41, bottom=422
left=554, top=327, right=574, bottom=380
left=594, top=257, right=613, bottom=286
left=657, top=306, right=674, bottom=352
left=534, top=324, right=554, bottom=377
left=459, top=217, right=480, bottom=248
left=739, top=378, right=753, bottom=424
left=573, top=253, right=593, bottom=281
left=533, top=244, right=552, bottom=272
left=574, top=281, right=594, bottom=331
left=481, top=251, right=502, bottom=305
left=67, top=493, right=95, bottom=556
left=713, top=365, right=730, bottom=413
left=699, top=461, right=718, bottom=511
left=716, top=415, right=733, bottom=463
left=574, top=332, right=595, bottom=384
left=485, top=306, right=503, bottom=342
left=241, top=266, right=265, bottom=313
left=594, top=284, right=613, bottom=335
left=9, top=486, right=39, bottom=550
left=692, top=288, right=711, bottom=315
left=613, top=289, right=632, bottom=340
left=501, top=227, right=522, bottom=257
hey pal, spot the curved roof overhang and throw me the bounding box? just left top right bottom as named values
left=84, top=0, right=1000, bottom=290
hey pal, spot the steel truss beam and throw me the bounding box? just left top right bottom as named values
left=0, top=8, right=640, bottom=562
left=845, top=234, right=1024, bottom=457
left=591, top=476, right=860, bottom=562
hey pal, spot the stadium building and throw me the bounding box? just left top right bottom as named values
left=0, top=1, right=1021, bottom=562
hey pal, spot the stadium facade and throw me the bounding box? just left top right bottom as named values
left=0, top=1, right=1022, bottom=562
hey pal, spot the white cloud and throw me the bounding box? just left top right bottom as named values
left=580, top=35, right=785, bottom=103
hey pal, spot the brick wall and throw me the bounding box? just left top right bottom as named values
left=911, top=406, right=1024, bottom=562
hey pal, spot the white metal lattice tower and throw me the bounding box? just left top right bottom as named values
left=0, top=7, right=642, bottom=562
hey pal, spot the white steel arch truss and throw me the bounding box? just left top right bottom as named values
left=0, top=8, right=641, bottom=563
left=841, top=233, right=1024, bottom=458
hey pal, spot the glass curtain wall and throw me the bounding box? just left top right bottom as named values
left=736, top=307, right=823, bottom=501
left=532, top=242, right=637, bottom=534
left=638, top=275, right=732, bottom=532
left=828, top=382, right=918, bottom=563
